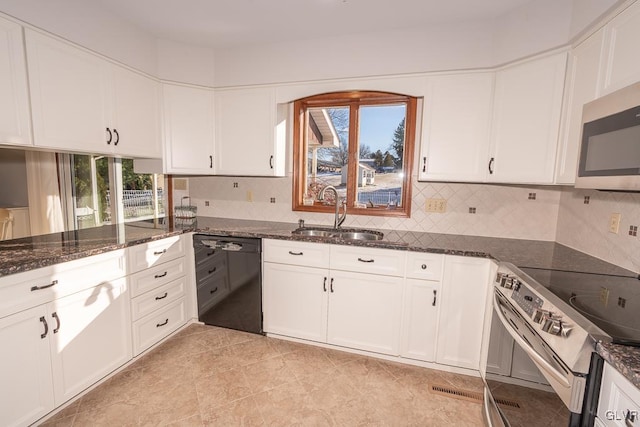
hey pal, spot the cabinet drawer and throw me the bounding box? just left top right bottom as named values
left=263, top=239, right=330, bottom=268
left=405, top=252, right=444, bottom=281
left=129, top=257, right=186, bottom=298
left=132, top=297, right=186, bottom=356
left=131, top=277, right=186, bottom=321
left=128, top=235, right=185, bottom=273
left=0, top=250, right=126, bottom=319
left=598, top=363, right=640, bottom=427
left=194, top=245, right=226, bottom=269
left=329, top=245, right=406, bottom=277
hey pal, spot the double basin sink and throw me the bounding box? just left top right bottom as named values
left=292, top=227, right=383, bottom=241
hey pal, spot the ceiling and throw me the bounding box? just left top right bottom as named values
left=94, top=0, right=534, bottom=49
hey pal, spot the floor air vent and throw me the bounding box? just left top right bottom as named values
left=430, top=385, right=483, bottom=403
left=429, top=385, right=521, bottom=409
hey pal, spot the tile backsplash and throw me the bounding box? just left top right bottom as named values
left=556, top=188, right=640, bottom=273
left=188, top=175, right=640, bottom=272
left=188, top=175, right=561, bottom=241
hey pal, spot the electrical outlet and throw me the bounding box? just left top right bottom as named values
left=246, top=191, right=253, bottom=202
left=426, top=198, right=447, bottom=213
left=599, top=287, right=609, bottom=306
left=609, top=213, right=621, bottom=234
left=204, top=201, right=210, bottom=207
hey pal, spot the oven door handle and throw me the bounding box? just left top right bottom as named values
left=493, top=292, right=571, bottom=388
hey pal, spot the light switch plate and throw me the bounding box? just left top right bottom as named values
left=609, top=213, right=621, bottom=234
left=426, top=198, right=447, bottom=213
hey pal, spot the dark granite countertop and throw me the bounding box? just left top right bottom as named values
left=1, top=216, right=639, bottom=388
left=597, top=341, right=640, bottom=388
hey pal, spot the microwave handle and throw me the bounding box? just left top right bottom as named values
left=493, top=292, right=571, bottom=388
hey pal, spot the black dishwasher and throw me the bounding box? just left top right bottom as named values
left=193, top=235, right=263, bottom=335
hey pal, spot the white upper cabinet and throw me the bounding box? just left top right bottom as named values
left=214, top=86, right=285, bottom=176
left=0, top=16, right=32, bottom=147
left=162, top=83, right=216, bottom=174
left=555, top=29, right=605, bottom=184
left=26, top=29, right=161, bottom=158
left=488, top=51, right=567, bottom=184
left=111, top=65, right=161, bottom=158
left=418, top=72, right=494, bottom=182
left=601, top=1, right=640, bottom=95
left=26, top=29, right=110, bottom=154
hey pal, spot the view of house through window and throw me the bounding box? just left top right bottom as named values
left=295, top=91, right=416, bottom=217
left=71, top=155, right=165, bottom=229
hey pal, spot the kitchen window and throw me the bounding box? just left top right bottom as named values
left=60, top=154, right=165, bottom=230
left=292, top=91, right=416, bottom=217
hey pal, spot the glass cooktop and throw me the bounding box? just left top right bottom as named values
left=519, top=266, right=640, bottom=345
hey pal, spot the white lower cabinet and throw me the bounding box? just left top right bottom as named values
left=436, top=255, right=491, bottom=370
left=597, top=362, right=640, bottom=427
left=0, top=272, right=131, bottom=427
left=49, top=278, right=132, bottom=405
left=262, top=262, right=329, bottom=342
left=263, top=240, right=492, bottom=368
left=263, top=240, right=405, bottom=356
left=0, top=306, right=55, bottom=427
left=327, top=270, right=403, bottom=355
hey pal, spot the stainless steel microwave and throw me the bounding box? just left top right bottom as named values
left=575, top=81, right=640, bottom=191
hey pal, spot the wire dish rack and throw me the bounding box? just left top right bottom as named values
left=174, top=196, right=197, bottom=228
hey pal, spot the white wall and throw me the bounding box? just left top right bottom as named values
left=157, top=39, right=215, bottom=87
left=0, top=0, right=158, bottom=75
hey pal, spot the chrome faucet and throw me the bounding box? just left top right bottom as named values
left=317, top=185, right=347, bottom=229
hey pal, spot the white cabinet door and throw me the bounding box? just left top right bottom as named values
left=601, top=1, right=640, bottom=95
left=400, top=278, right=440, bottom=362
left=215, top=87, right=285, bottom=176
left=262, top=262, right=329, bottom=342
left=0, top=306, right=55, bottom=427
left=327, top=270, right=403, bottom=356
left=162, top=83, right=216, bottom=174
left=489, top=52, right=567, bottom=184
left=0, top=16, right=32, bottom=147
left=49, top=278, right=132, bottom=405
left=26, top=29, right=112, bottom=154
left=111, top=65, right=161, bottom=158
left=418, top=73, right=494, bottom=182
left=436, top=256, right=491, bottom=370
left=555, top=29, right=605, bottom=184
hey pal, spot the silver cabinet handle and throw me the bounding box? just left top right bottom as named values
left=153, top=249, right=167, bottom=256
left=422, top=157, right=427, bottom=173
left=288, top=251, right=303, bottom=256
left=421, top=264, right=427, bottom=270
left=154, top=271, right=168, bottom=279
left=432, top=290, right=437, bottom=306
left=357, top=258, right=374, bottom=263
left=113, top=128, right=119, bottom=145
left=156, top=319, right=169, bottom=327
left=52, top=312, right=60, bottom=334
left=31, top=280, right=58, bottom=292
left=330, top=278, right=334, bottom=293
left=155, top=292, right=168, bottom=301
left=323, top=277, right=327, bottom=292
left=488, top=157, right=495, bottom=174
left=40, top=316, right=48, bottom=339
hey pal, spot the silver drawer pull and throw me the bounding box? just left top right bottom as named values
left=155, top=293, right=168, bottom=301
left=52, top=312, right=60, bottom=334
left=288, top=251, right=303, bottom=256
left=40, top=316, right=48, bottom=339
left=208, top=267, right=217, bottom=274
left=154, top=271, right=168, bottom=279
left=357, top=258, right=374, bottom=263
left=421, top=264, right=427, bottom=270
left=156, top=319, right=169, bottom=327
left=31, top=280, right=58, bottom=292
left=153, top=249, right=167, bottom=256
left=210, top=287, right=218, bottom=294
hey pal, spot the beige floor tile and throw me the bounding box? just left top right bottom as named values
left=36, top=325, right=487, bottom=426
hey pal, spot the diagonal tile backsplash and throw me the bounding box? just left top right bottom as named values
left=188, top=175, right=561, bottom=241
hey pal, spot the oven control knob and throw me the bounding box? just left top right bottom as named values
left=532, top=308, right=550, bottom=323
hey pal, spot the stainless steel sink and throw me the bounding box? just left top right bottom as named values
left=292, top=228, right=383, bottom=241
left=335, top=231, right=383, bottom=241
